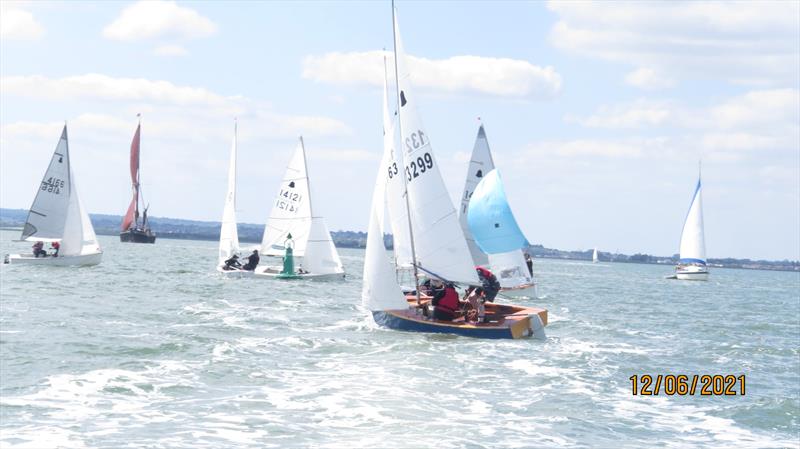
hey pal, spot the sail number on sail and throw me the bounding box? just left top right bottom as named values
left=275, top=188, right=303, bottom=212
left=41, top=177, right=65, bottom=194
left=404, top=152, right=434, bottom=183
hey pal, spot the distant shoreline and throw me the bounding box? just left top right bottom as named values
left=1, top=208, right=797, bottom=272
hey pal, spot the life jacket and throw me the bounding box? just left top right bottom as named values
left=436, top=287, right=460, bottom=313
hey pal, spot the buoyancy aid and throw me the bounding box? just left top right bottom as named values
left=436, top=287, right=460, bottom=312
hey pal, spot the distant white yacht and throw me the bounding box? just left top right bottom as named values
left=671, top=174, right=708, bottom=281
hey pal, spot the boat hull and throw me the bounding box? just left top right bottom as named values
left=252, top=266, right=345, bottom=280
left=673, top=265, right=709, bottom=281
left=500, top=283, right=538, bottom=299
left=216, top=266, right=254, bottom=278
left=120, top=229, right=156, bottom=243
left=4, top=251, right=102, bottom=267
left=372, top=299, right=547, bottom=339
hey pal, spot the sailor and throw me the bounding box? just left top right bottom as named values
left=242, top=249, right=260, bottom=271
left=430, top=280, right=460, bottom=321
left=475, top=266, right=501, bottom=303
left=223, top=254, right=242, bottom=270
left=51, top=241, right=60, bottom=257
left=32, top=241, right=46, bottom=258
left=524, top=252, right=533, bottom=277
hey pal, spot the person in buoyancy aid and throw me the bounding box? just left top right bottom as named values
left=475, top=266, right=500, bottom=303
left=429, top=280, right=461, bottom=321
left=242, top=250, right=260, bottom=271
left=223, top=254, right=242, bottom=270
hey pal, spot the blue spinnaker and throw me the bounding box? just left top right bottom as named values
left=467, top=169, right=528, bottom=255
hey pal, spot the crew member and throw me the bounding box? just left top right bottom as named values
left=242, top=249, right=260, bottom=271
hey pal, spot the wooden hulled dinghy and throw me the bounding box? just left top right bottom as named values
left=372, top=296, right=547, bottom=339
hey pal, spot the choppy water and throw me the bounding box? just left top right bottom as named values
left=1, top=230, right=798, bottom=448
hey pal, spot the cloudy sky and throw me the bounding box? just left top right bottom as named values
left=1, top=1, right=798, bottom=260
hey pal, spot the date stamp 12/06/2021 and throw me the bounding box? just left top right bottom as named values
left=629, top=374, right=746, bottom=396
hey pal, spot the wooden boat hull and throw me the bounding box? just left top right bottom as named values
left=4, top=251, right=102, bottom=267
left=120, top=229, right=156, bottom=243
left=373, top=299, right=547, bottom=339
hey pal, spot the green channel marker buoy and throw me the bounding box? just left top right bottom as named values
left=280, top=233, right=295, bottom=277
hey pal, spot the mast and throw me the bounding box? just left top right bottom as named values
left=392, top=0, right=421, bottom=304
left=299, top=136, right=313, bottom=218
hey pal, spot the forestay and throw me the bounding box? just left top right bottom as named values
left=362, top=153, right=408, bottom=311
left=218, top=123, right=240, bottom=265
left=459, top=125, right=495, bottom=266
left=261, top=140, right=313, bottom=257
left=393, top=11, right=479, bottom=285
left=679, top=178, right=706, bottom=264
left=467, top=169, right=529, bottom=255
left=21, top=126, right=72, bottom=242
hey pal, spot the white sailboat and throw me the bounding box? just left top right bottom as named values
left=459, top=124, right=494, bottom=267
left=458, top=124, right=537, bottom=297
left=362, top=5, right=546, bottom=339
left=467, top=169, right=537, bottom=297
left=671, top=175, right=708, bottom=281
left=592, top=248, right=599, bottom=263
left=254, top=138, right=344, bottom=280
left=216, top=121, right=247, bottom=276
left=4, top=125, right=103, bottom=266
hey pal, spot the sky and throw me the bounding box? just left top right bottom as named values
left=1, top=0, right=798, bottom=261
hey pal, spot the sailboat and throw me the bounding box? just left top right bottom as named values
left=254, top=137, right=345, bottom=280
left=216, top=121, right=247, bottom=276
left=592, top=248, right=599, bottom=263
left=120, top=118, right=156, bottom=243
left=467, top=169, right=537, bottom=297
left=459, top=124, right=538, bottom=297
left=4, top=125, right=103, bottom=266
left=361, top=5, right=546, bottom=339
left=669, top=174, right=708, bottom=281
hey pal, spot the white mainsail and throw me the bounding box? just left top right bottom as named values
left=592, top=248, right=598, bottom=263
left=261, top=140, right=313, bottom=257
left=459, top=125, right=495, bottom=266
left=393, top=10, right=479, bottom=285
left=21, top=126, right=72, bottom=242
left=382, top=58, right=413, bottom=267
left=678, top=178, right=706, bottom=264
left=218, top=122, right=240, bottom=265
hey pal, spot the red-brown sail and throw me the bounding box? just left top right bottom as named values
left=120, top=124, right=140, bottom=231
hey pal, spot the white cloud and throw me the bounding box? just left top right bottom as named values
left=566, top=99, right=672, bottom=128
left=302, top=50, right=562, bottom=99
left=548, top=1, right=800, bottom=86
left=625, top=68, right=675, bottom=90
left=154, top=44, right=187, bottom=57
left=0, top=8, right=45, bottom=40
left=103, top=0, right=217, bottom=42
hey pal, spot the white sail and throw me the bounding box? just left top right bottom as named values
left=459, top=125, right=495, bottom=266
left=393, top=11, right=480, bottom=285
left=261, top=140, right=313, bottom=257
left=679, top=179, right=706, bottom=264
left=488, top=250, right=532, bottom=289
left=60, top=174, right=100, bottom=256
left=592, top=248, right=598, bottom=263
left=21, top=126, right=72, bottom=242
left=362, top=152, right=408, bottom=311
left=382, top=60, right=413, bottom=267
left=218, top=123, right=240, bottom=265
left=303, top=216, right=344, bottom=275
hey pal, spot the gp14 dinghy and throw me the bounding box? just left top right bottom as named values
left=361, top=6, right=546, bottom=339
left=668, top=172, right=708, bottom=281
left=468, top=168, right=537, bottom=298
left=254, top=138, right=344, bottom=280
left=4, top=125, right=103, bottom=266
left=216, top=121, right=250, bottom=277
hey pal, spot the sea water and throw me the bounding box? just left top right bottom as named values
left=1, top=230, right=798, bottom=448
